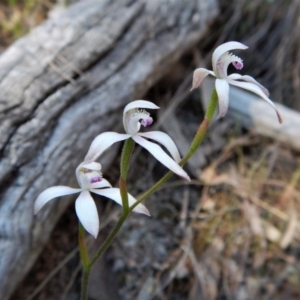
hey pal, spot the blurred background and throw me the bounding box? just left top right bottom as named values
left=1, top=0, right=300, bottom=299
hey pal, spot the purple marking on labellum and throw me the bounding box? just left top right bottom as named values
left=233, top=61, right=243, bottom=69
left=141, top=118, right=153, bottom=127
left=90, top=176, right=101, bottom=183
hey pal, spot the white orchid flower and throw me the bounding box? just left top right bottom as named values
left=34, top=161, right=149, bottom=238
left=191, top=41, right=282, bottom=123
left=84, top=100, right=190, bottom=181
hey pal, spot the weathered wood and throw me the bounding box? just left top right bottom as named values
left=202, top=79, right=300, bottom=151
left=0, top=0, right=218, bottom=298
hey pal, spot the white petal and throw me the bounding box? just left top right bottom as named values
left=84, top=132, right=130, bottom=162
left=123, top=100, right=159, bottom=115
left=132, top=135, right=190, bottom=181
left=228, top=73, right=270, bottom=96
left=90, top=178, right=112, bottom=189
left=139, top=131, right=181, bottom=162
left=191, top=68, right=215, bottom=91
left=75, top=191, right=99, bottom=238
left=90, top=188, right=150, bottom=216
left=229, top=80, right=282, bottom=123
left=34, top=186, right=81, bottom=214
left=212, top=42, right=248, bottom=70
left=215, top=79, right=230, bottom=118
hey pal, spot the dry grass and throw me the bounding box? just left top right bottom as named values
left=0, top=0, right=55, bottom=49
left=190, top=137, right=300, bottom=299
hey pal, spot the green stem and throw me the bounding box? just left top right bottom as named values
left=81, top=269, right=89, bottom=300
left=89, top=212, right=128, bottom=267
left=119, top=177, right=129, bottom=212
left=130, top=87, right=218, bottom=210
left=181, top=87, right=218, bottom=164
left=78, top=222, right=90, bottom=269
left=119, top=138, right=135, bottom=212
left=78, top=222, right=90, bottom=300
left=120, top=138, right=135, bottom=179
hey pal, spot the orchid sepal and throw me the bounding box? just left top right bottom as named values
left=191, top=68, right=215, bottom=91
left=34, top=186, right=81, bottom=214
left=138, top=131, right=181, bottom=162
left=215, top=79, right=230, bottom=118
left=132, top=135, right=190, bottom=181
left=84, top=132, right=130, bottom=162
left=124, top=100, right=160, bottom=114
left=91, top=188, right=150, bottom=216
left=75, top=190, right=100, bottom=238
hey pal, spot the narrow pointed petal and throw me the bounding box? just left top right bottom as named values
left=228, top=73, right=269, bottom=96
left=132, top=135, right=190, bottom=181
left=84, top=132, right=130, bottom=162
left=90, top=178, right=112, bottom=189
left=215, top=79, right=230, bottom=118
left=139, top=131, right=181, bottom=162
left=124, top=100, right=159, bottom=115
left=229, top=80, right=283, bottom=123
left=34, top=186, right=81, bottom=214
left=212, top=42, right=248, bottom=69
left=75, top=191, right=99, bottom=238
left=191, top=68, right=215, bottom=91
left=91, top=188, right=150, bottom=216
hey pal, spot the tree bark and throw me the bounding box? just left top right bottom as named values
left=0, top=0, right=218, bottom=298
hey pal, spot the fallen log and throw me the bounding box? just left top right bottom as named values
left=0, top=0, right=218, bottom=298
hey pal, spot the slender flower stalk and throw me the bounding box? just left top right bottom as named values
left=78, top=222, right=90, bottom=268
left=119, top=138, right=136, bottom=212
left=79, top=223, right=90, bottom=300
left=191, top=41, right=282, bottom=123
left=81, top=269, right=89, bottom=300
